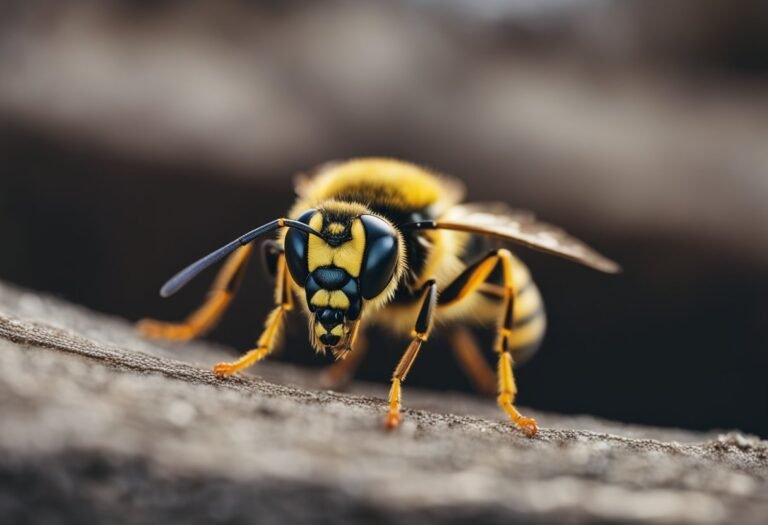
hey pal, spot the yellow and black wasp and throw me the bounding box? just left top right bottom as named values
left=139, top=158, right=619, bottom=436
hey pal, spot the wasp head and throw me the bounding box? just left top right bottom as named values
left=283, top=202, right=403, bottom=356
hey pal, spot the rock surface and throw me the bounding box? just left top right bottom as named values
left=1, top=281, right=767, bottom=524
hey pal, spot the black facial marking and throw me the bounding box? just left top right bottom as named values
left=320, top=334, right=341, bottom=346
left=341, top=278, right=362, bottom=320
left=319, top=209, right=353, bottom=246
left=304, top=274, right=321, bottom=312
left=317, top=308, right=344, bottom=329
left=312, top=267, right=350, bottom=290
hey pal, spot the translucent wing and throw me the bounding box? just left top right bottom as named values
left=410, top=203, right=620, bottom=273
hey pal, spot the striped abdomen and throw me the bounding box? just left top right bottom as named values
left=439, top=248, right=546, bottom=363
left=496, top=256, right=546, bottom=362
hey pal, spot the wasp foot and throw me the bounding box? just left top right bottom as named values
left=212, top=346, right=271, bottom=378
left=385, top=411, right=402, bottom=430
left=498, top=392, right=538, bottom=438
left=514, top=416, right=538, bottom=438
left=212, top=362, right=239, bottom=377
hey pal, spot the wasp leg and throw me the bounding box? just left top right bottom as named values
left=138, top=242, right=255, bottom=341
left=438, top=249, right=538, bottom=437
left=260, top=240, right=283, bottom=278
left=320, top=329, right=368, bottom=390
left=386, top=280, right=437, bottom=430
left=449, top=325, right=497, bottom=397
left=213, top=252, right=294, bottom=377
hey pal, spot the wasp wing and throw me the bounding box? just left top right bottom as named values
left=409, top=203, right=620, bottom=274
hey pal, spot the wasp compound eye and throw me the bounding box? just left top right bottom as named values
left=284, top=209, right=317, bottom=285
left=358, top=214, right=399, bottom=300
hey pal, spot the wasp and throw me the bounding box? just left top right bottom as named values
left=139, top=158, right=619, bottom=436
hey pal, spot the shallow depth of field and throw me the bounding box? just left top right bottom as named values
left=3, top=0, right=766, bottom=437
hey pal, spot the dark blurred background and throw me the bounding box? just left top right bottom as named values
left=1, top=0, right=767, bottom=436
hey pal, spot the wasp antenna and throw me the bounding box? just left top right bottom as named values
left=159, top=219, right=324, bottom=298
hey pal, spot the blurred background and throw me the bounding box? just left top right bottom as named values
left=1, top=0, right=766, bottom=436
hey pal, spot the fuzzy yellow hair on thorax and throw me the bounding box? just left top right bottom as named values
left=295, top=158, right=464, bottom=211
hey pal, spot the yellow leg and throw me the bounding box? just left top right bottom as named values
left=138, top=243, right=254, bottom=341
left=386, top=280, right=437, bottom=430
left=450, top=326, right=497, bottom=397
left=386, top=337, right=425, bottom=429
left=495, top=250, right=537, bottom=436
left=497, top=351, right=537, bottom=437
left=386, top=377, right=403, bottom=429
left=439, top=248, right=538, bottom=437
left=213, top=253, right=293, bottom=377
left=213, top=306, right=285, bottom=376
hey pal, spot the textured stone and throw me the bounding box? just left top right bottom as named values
left=0, top=282, right=766, bottom=524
